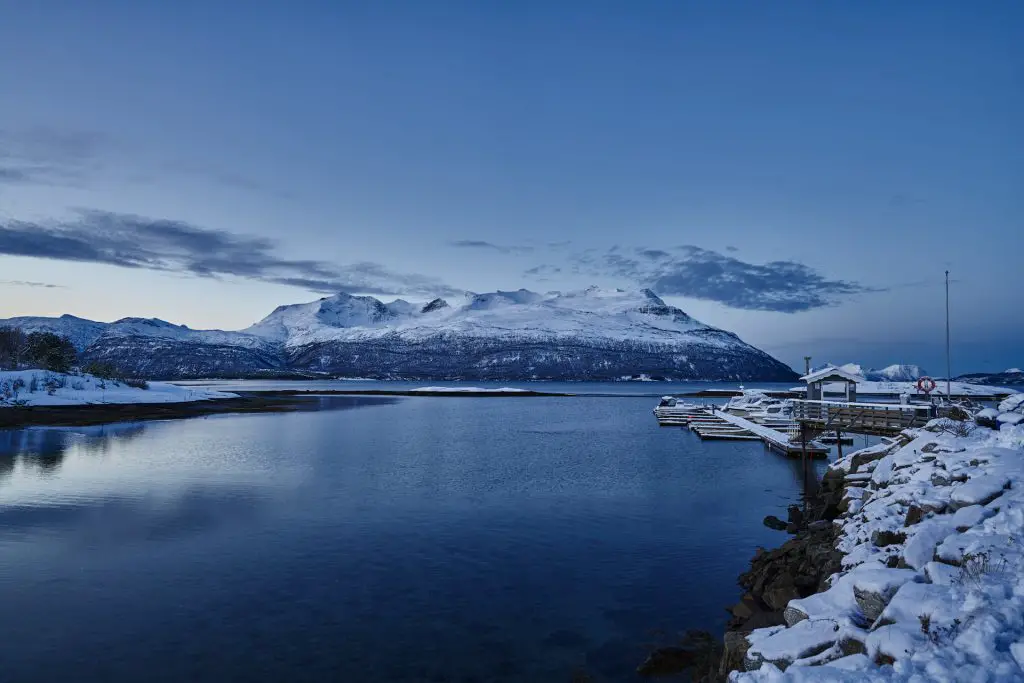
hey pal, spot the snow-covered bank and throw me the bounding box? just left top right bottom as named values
left=732, top=400, right=1024, bottom=681
left=0, top=370, right=237, bottom=407
left=408, top=386, right=530, bottom=394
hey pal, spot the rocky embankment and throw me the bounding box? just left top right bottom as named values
left=718, top=397, right=1024, bottom=681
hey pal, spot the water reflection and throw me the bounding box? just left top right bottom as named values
left=0, top=423, right=150, bottom=481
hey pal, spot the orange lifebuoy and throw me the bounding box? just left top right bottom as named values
left=917, top=376, right=937, bottom=393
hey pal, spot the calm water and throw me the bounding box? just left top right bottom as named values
left=0, top=394, right=837, bottom=682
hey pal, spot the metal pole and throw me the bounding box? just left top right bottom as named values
left=945, top=270, right=951, bottom=399
left=801, top=423, right=809, bottom=517
left=804, top=356, right=811, bottom=376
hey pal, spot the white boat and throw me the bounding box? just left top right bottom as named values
left=653, top=396, right=705, bottom=422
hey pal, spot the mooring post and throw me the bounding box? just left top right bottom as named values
left=801, top=423, right=809, bottom=517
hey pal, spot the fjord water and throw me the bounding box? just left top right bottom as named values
left=0, top=393, right=835, bottom=682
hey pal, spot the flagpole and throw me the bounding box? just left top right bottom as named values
left=945, top=270, right=951, bottom=398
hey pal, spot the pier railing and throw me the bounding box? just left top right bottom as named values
left=791, top=399, right=934, bottom=435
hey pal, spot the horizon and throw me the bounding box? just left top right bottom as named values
left=2, top=2, right=1021, bottom=373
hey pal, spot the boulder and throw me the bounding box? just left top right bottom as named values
left=763, top=515, right=788, bottom=531
left=871, top=530, right=906, bottom=547
left=904, top=505, right=924, bottom=527
left=720, top=631, right=751, bottom=677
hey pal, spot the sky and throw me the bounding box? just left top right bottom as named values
left=1, top=1, right=1021, bottom=373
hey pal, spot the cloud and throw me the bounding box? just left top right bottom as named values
left=449, top=240, right=534, bottom=255
left=0, top=209, right=460, bottom=298
left=0, top=128, right=103, bottom=187
left=725, top=246, right=739, bottom=252
left=523, top=264, right=562, bottom=277
left=0, top=280, right=64, bottom=289
left=571, top=246, right=872, bottom=313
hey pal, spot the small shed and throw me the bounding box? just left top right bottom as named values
left=800, top=366, right=862, bottom=402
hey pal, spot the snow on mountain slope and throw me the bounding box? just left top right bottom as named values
left=0, top=314, right=108, bottom=350
left=0, top=314, right=270, bottom=351
left=814, top=363, right=928, bottom=382
left=868, top=364, right=926, bottom=381
left=249, top=287, right=722, bottom=347
left=1, top=288, right=798, bottom=381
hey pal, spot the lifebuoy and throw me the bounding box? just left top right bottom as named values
left=917, top=376, right=937, bottom=393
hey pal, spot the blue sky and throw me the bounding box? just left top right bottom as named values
left=1, top=1, right=1021, bottom=373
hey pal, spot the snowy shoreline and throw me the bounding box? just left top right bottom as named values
left=0, top=370, right=236, bottom=407
left=727, top=396, right=1024, bottom=681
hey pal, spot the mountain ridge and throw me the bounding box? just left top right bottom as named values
left=0, top=288, right=798, bottom=381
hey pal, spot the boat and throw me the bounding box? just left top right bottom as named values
left=653, top=396, right=705, bottom=423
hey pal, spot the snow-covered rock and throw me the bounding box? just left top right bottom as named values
left=0, top=370, right=235, bottom=406
left=1, top=288, right=798, bottom=381
left=732, top=421, right=1024, bottom=682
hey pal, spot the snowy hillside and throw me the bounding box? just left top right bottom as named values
left=0, top=288, right=798, bottom=381
left=0, top=370, right=236, bottom=407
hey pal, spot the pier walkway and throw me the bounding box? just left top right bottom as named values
left=709, top=409, right=830, bottom=458
left=791, top=399, right=934, bottom=436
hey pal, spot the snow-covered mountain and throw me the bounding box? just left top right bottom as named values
left=867, top=364, right=926, bottom=381
left=811, top=362, right=926, bottom=382
left=0, top=288, right=798, bottom=381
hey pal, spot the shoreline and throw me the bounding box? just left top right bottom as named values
left=702, top=411, right=1024, bottom=680
left=0, top=393, right=338, bottom=429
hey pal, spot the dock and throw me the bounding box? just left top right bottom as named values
left=710, top=409, right=830, bottom=457
left=663, top=406, right=830, bottom=458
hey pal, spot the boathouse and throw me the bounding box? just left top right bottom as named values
left=800, top=366, right=861, bottom=402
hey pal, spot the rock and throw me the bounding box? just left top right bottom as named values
left=730, top=594, right=759, bottom=620
left=636, top=646, right=697, bottom=677
left=787, top=505, right=805, bottom=528
left=783, top=604, right=808, bottom=626
left=808, top=520, right=830, bottom=532
left=763, top=515, right=788, bottom=531
left=948, top=475, right=1009, bottom=511
left=742, top=610, right=785, bottom=632
left=871, top=530, right=906, bottom=547
left=904, top=505, right=924, bottom=527
left=763, top=578, right=800, bottom=611
left=851, top=447, right=889, bottom=472
left=930, top=472, right=951, bottom=486
left=839, top=636, right=867, bottom=657
left=720, top=631, right=750, bottom=677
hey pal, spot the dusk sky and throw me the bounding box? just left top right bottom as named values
left=1, top=1, right=1021, bottom=373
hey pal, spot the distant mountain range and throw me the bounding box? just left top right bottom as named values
left=1, top=288, right=799, bottom=381
left=817, top=363, right=927, bottom=382
left=819, top=362, right=1023, bottom=387
left=954, top=369, right=1024, bottom=386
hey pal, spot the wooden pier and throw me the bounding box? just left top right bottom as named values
left=791, top=399, right=934, bottom=436
left=662, top=407, right=830, bottom=458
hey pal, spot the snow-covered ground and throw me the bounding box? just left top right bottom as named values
left=733, top=397, right=1024, bottom=681
left=0, top=370, right=237, bottom=407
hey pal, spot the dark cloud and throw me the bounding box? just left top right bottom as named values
left=0, top=280, right=63, bottom=289
left=725, top=245, right=739, bottom=252
left=0, top=210, right=460, bottom=298
left=571, top=246, right=872, bottom=313
left=449, top=240, right=534, bottom=255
